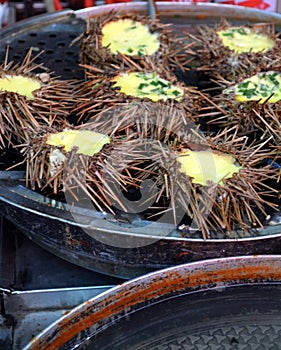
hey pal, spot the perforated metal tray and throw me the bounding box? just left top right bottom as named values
left=0, top=10, right=85, bottom=79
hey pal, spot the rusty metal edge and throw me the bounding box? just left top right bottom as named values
left=75, top=2, right=281, bottom=23
left=23, top=255, right=281, bottom=350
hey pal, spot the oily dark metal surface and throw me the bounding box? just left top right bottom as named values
left=1, top=178, right=281, bottom=279
left=23, top=256, right=281, bottom=350
left=0, top=4, right=281, bottom=279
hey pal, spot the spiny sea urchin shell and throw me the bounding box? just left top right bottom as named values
left=207, top=71, right=281, bottom=141
left=73, top=64, right=215, bottom=128
left=185, top=20, right=281, bottom=81
left=20, top=122, right=138, bottom=214
left=76, top=99, right=202, bottom=147
left=172, top=129, right=279, bottom=237
left=0, top=49, right=79, bottom=148
left=102, top=126, right=280, bottom=239
left=79, top=11, right=192, bottom=73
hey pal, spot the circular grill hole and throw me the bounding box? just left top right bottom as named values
left=66, top=51, right=74, bottom=56
left=57, top=42, right=66, bottom=48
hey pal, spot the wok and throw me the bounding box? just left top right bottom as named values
left=0, top=3, right=281, bottom=279
left=23, top=255, right=281, bottom=349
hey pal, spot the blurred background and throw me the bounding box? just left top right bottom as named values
left=0, top=0, right=280, bottom=30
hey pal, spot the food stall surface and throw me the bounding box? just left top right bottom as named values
left=0, top=4, right=281, bottom=349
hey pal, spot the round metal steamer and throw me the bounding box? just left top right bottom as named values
left=0, top=3, right=281, bottom=279
left=23, top=256, right=281, bottom=349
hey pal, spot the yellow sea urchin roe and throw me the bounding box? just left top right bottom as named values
left=46, top=130, right=110, bottom=156
left=235, top=72, right=281, bottom=103
left=101, top=19, right=160, bottom=56
left=217, top=27, right=274, bottom=54
left=0, top=75, right=41, bottom=99
left=112, top=72, right=184, bottom=102
left=177, top=150, right=242, bottom=186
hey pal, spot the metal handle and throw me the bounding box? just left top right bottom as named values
left=147, top=0, right=158, bottom=20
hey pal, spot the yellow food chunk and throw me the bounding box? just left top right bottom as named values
left=0, top=75, right=41, bottom=99
left=217, top=27, right=274, bottom=54
left=101, top=19, right=160, bottom=56
left=234, top=72, right=281, bottom=103
left=177, top=149, right=242, bottom=186
left=46, top=130, right=110, bottom=156
left=112, top=72, right=184, bottom=102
